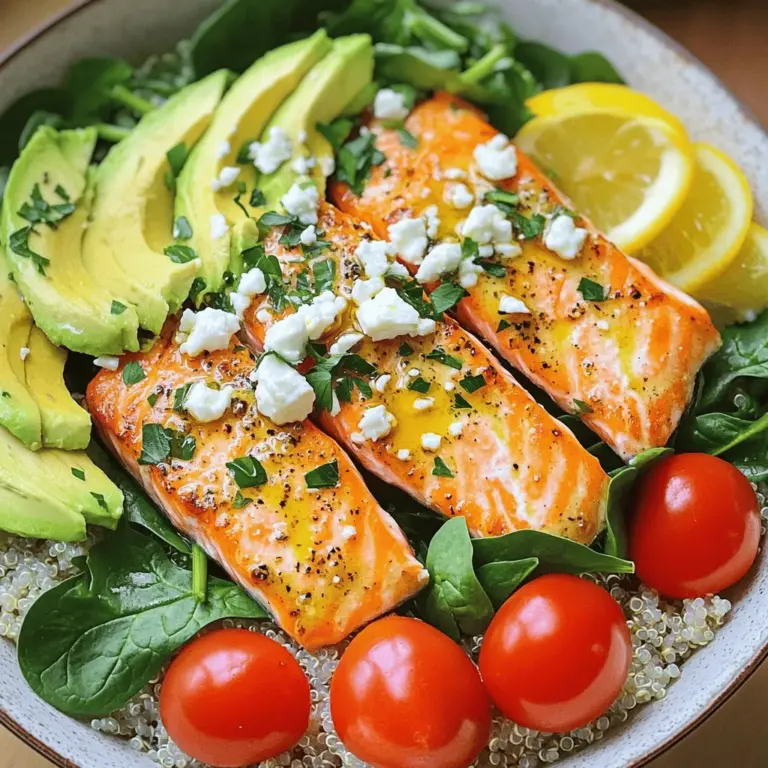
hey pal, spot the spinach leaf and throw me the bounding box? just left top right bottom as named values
left=65, top=57, right=135, bottom=126
left=420, top=517, right=494, bottom=640
left=227, top=456, right=268, bottom=488
left=305, top=460, right=340, bottom=490
left=569, top=52, right=624, bottom=85
left=473, top=529, right=634, bottom=576
left=476, top=558, right=539, bottom=608
left=18, top=525, right=266, bottom=717
left=514, top=42, right=571, bottom=90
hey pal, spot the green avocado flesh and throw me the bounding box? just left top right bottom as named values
left=0, top=126, right=140, bottom=356
left=82, top=70, right=229, bottom=333
left=175, top=29, right=333, bottom=298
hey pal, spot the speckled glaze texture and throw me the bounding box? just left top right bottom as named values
left=0, top=1, right=766, bottom=767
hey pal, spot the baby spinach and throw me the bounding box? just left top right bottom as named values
left=476, top=558, right=538, bottom=608
left=18, top=524, right=266, bottom=717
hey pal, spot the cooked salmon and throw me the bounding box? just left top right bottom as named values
left=86, top=328, right=427, bottom=650
left=241, top=203, right=609, bottom=543
left=330, top=93, right=721, bottom=460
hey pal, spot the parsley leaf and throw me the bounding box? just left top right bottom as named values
left=111, top=300, right=127, bottom=315
left=173, top=216, right=193, bottom=240
left=408, top=377, right=431, bottom=393
left=316, top=117, right=354, bottom=150
left=18, top=184, right=75, bottom=228
left=9, top=227, right=49, bottom=275
left=122, top=361, right=146, bottom=386
left=430, top=281, right=467, bottom=314
left=397, top=128, right=418, bottom=148
left=509, top=211, right=546, bottom=239
left=394, top=278, right=438, bottom=320
left=171, top=433, right=196, bottom=461
left=164, top=244, right=198, bottom=264
left=71, top=468, right=85, bottom=481
left=578, top=277, right=609, bottom=302
left=460, top=374, right=486, bottom=394
left=432, top=457, right=455, bottom=478
left=313, top=259, right=336, bottom=293
left=173, top=383, right=193, bottom=412
left=164, top=142, right=188, bottom=189
left=336, top=133, right=385, bottom=196
left=226, top=456, right=268, bottom=488
left=573, top=399, right=593, bottom=415
left=484, top=188, right=520, bottom=213
left=147, top=392, right=159, bottom=407
left=189, top=277, right=206, bottom=301
left=497, top=318, right=511, bottom=332
left=232, top=491, right=252, bottom=509
left=476, top=259, right=507, bottom=278
left=305, top=368, right=334, bottom=411
left=454, top=394, right=472, bottom=409
left=398, top=342, right=414, bottom=356
left=425, top=347, right=463, bottom=370
left=250, top=188, right=266, bottom=207
left=242, top=246, right=288, bottom=311
left=462, top=238, right=480, bottom=260
left=138, top=424, right=172, bottom=465
left=305, top=459, right=340, bottom=490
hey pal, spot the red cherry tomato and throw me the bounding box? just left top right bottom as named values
left=479, top=574, right=631, bottom=733
left=331, top=615, right=491, bottom=768
left=629, top=453, right=760, bottom=599
left=160, top=629, right=310, bottom=767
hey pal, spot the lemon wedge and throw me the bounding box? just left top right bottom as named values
left=527, top=83, right=688, bottom=141
left=637, top=143, right=753, bottom=293
left=516, top=109, right=694, bottom=252
left=693, top=222, right=768, bottom=323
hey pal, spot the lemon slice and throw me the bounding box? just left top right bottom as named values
left=693, top=222, right=768, bottom=322
left=515, top=109, right=694, bottom=252
left=527, top=83, right=689, bottom=141
left=637, top=143, right=753, bottom=293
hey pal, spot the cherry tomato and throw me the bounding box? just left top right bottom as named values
left=479, top=574, right=631, bottom=733
left=331, top=615, right=491, bottom=768
left=629, top=453, right=760, bottom=599
left=160, top=629, right=310, bottom=767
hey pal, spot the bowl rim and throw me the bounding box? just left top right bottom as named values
left=0, top=1, right=767, bottom=767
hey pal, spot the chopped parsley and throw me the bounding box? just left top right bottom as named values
left=312, top=259, right=336, bottom=293
left=138, top=423, right=196, bottom=464
left=305, top=351, right=376, bottom=412
left=121, top=361, right=146, bottom=386
left=397, top=127, right=418, bottom=148
left=173, top=382, right=193, bottom=412
left=573, top=399, right=593, bottom=415
left=432, top=457, right=454, bottom=478
left=578, top=277, right=609, bottom=302
left=232, top=491, right=252, bottom=509
left=425, top=347, right=463, bottom=370
left=9, top=227, right=49, bottom=275
left=336, top=132, right=385, bottom=196
left=462, top=238, right=480, bottom=260
left=460, top=374, right=486, bottom=394
left=242, top=246, right=288, bottom=311
left=173, top=216, right=193, bottom=240
left=497, top=318, right=511, bottom=332
left=147, top=392, right=159, bottom=407
left=305, top=459, right=340, bottom=490
left=430, top=281, right=467, bottom=314
left=398, top=342, right=414, bottom=356
left=250, top=188, right=267, bottom=207
left=393, top=278, right=438, bottom=320
left=408, top=377, right=431, bottom=394
left=484, top=188, right=520, bottom=213
left=475, top=259, right=506, bottom=278
left=509, top=211, right=547, bottom=239
left=91, top=493, right=109, bottom=512
left=18, top=183, right=75, bottom=228
left=110, top=300, right=127, bottom=315
left=71, top=468, right=85, bottom=481
left=316, top=117, right=354, bottom=150
left=164, top=142, right=188, bottom=189
left=454, top=393, right=472, bottom=409
left=226, top=456, right=268, bottom=488
left=189, top=277, right=206, bottom=301
left=164, top=244, right=198, bottom=264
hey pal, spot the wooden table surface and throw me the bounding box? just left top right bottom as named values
left=0, top=0, right=766, bottom=766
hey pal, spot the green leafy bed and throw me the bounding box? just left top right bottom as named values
left=2, top=0, right=766, bottom=722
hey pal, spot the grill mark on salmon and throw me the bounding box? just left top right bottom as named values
left=242, top=203, right=609, bottom=543
left=86, top=328, right=427, bottom=649
left=330, top=93, right=721, bottom=460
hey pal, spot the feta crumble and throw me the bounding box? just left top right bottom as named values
left=388, top=217, right=428, bottom=265
left=496, top=243, right=523, bottom=259
left=458, top=258, right=484, bottom=289
left=423, top=205, right=440, bottom=239
left=185, top=382, right=234, bottom=423
left=448, top=421, right=464, bottom=436
left=296, top=291, right=347, bottom=339
left=263, top=313, right=308, bottom=363
left=415, top=243, right=463, bottom=284
left=355, top=240, right=392, bottom=278
left=373, top=88, right=410, bottom=121
left=210, top=165, right=240, bottom=192
left=358, top=405, right=396, bottom=442
left=374, top=374, right=392, bottom=393
left=351, top=276, right=386, bottom=305
left=19, top=347, right=30, bottom=362
left=397, top=448, right=411, bottom=461
left=356, top=287, right=436, bottom=341
left=329, top=332, right=363, bottom=356
left=177, top=308, right=240, bottom=357
left=499, top=295, right=531, bottom=315
left=291, top=154, right=316, bottom=175
left=421, top=432, right=442, bottom=451
left=474, top=134, right=518, bottom=180
left=238, top=267, right=267, bottom=297
left=443, top=167, right=467, bottom=180
left=281, top=182, right=320, bottom=225
left=94, top=355, right=120, bottom=371
left=216, top=140, right=231, bottom=160
left=445, top=182, right=475, bottom=209
left=413, top=397, right=435, bottom=411
left=249, top=126, right=293, bottom=174
left=210, top=213, right=229, bottom=240
left=544, top=214, right=588, bottom=259
left=252, top=354, right=315, bottom=425
left=299, top=226, right=317, bottom=246
left=461, top=204, right=513, bottom=246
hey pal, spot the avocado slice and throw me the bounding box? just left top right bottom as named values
left=82, top=71, right=229, bottom=333
left=25, top=326, right=91, bottom=450
left=175, top=30, right=333, bottom=297
left=258, top=35, right=374, bottom=206
left=0, top=127, right=140, bottom=356
left=0, top=245, right=42, bottom=449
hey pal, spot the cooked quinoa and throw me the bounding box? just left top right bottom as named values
left=1, top=483, right=765, bottom=768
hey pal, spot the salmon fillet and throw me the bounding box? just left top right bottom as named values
left=330, top=93, right=721, bottom=460
left=242, top=203, right=609, bottom=543
left=86, top=328, right=427, bottom=649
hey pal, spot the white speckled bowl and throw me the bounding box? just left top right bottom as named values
left=0, top=1, right=766, bottom=766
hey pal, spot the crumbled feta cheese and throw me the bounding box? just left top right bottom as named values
left=356, top=287, right=436, bottom=341
left=281, top=182, right=320, bottom=225
left=423, top=205, right=440, bottom=239
left=461, top=204, right=513, bottom=245
left=210, top=165, right=240, bottom=192
left=596, top=319, right=610, bottom=330
left=397, top=449, right=411, bottom=461
left=330, top=391, right=341, bottom=417
left=386, top=262, right=410, bottom=279
left=474, top=134, right=518, bottom=180
left=458, top=258, right=484, bottom=289
left=496, top=243, right=523, bottom=259
left=216, top=140, right=231, bottom=160
left=544, top=214, right=588, bottom=259
left=355, top=240, right=392, bottom=278
left=256, top=309, right=271, bottom=324
left=297, top=129, right=308, bottom=144
left=478, top=244, right=494, bottom=258
left=351, top=432, right=366, bottom=445
left=185, top=381, right=234, bottom=423
left=341, top=525, right=357, bottom=540
left=421, top=432, right=442, bottom=451
left=373, top=88, right=409, bottom=121
left=448, top=420, right=464, bottom=437
left=291, top=154, right=316, bottom=175
left=415, top=243, right=462, bottom=284
left=499, top=295, right=531, bottom=314
left=413, top=397, right=434, bottom=411
left=358, top=404, right=395, bottom=442
left=444, top=167, right=467, bottom=180
left=408, top=368, right=420, bottom=378
left=320, top=156, right=335, bottom=177
left=238, top=267, right=267, bottom=297
left=295, top=291, right=347, bottom=339
left=444, top=381, right=455, bottom=392
left=299, top=226, right=317, bottom=246
left=19, top=347, right=30, bottom=361
left=230, top=292, right=251, bottom=319
left=252, top=354, right=315, bottom=425
left=263, top=313, right=308, bottom=363
left=177, top=308, right=240, bottom=357
left=388, top=217, right=428, bottom=265
left=351, top=276, right=385, bottom=305
left=94, top=355, right=119, bottom=371
left=445, top=182, right=474, bottom=209
left=329, top=332, right=363, bottom=356
left=374, top=374, right=391, bottom=393
left=249, top=126, right=293, bottom=174
left=210, top=213, right=229, bottom=239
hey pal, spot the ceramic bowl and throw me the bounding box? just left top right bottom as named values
left=0, top=1, right=766, bottom=766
